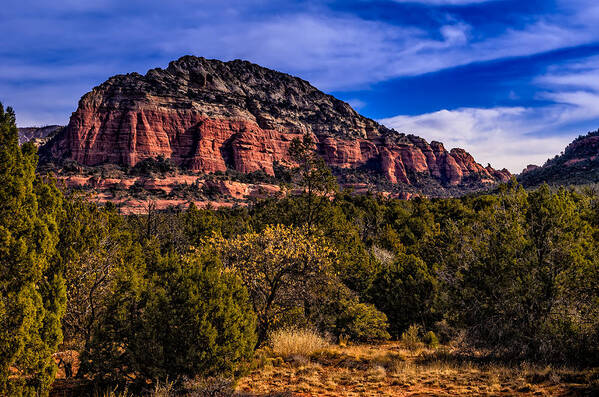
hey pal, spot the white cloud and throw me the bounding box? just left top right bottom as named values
left=154, top=6, right=599, bottom=91
left=157, top=14, right=425, bottom=90
left=380, top=107, right=576, bottom=173
left=537, top=55, right=599, bottom=92
left=380, top=57, right=599, bottom=173
left=346, top=99, right=367, bottom=110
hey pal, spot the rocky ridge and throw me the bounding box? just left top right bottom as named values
left=518, top=129, right=599, bottom=187
left=42, top=56, right=510, bottom=199
left=19, top=125, right=63, bottom=146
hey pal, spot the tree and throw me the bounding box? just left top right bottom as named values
left=211, top=224, right=389, bottom=345
left=81, top=248, right=256, bottom=389
left=211, top=224, right=338, bottom=345
left=369, top=252, right=437, bottom=338
left=288, top=133, right=338, bottom=232
left=249, top=195, right=378, bottom=296
left=523, top=185, right=599, bottom=362
left=438, top=183, right=599, bottom=362
left=438, top=185, right=534, bottom=357
left=57, top=195, right=131, bottom=353
left=0, top=103, right=65, bottom=396
left=182, top=203, right=222, bottom=247
left=336, top=301, right=391, bottom=341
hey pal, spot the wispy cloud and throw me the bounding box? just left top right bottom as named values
left=380, top=55, right=599, bottom=173
left=392, top=0, right=495, bottom=5
left=346, top=99, right=367, bottom=110
left=2, top=0, right=599, bottom=176
left=380, top=107, right=575, bottom=173
left=155, top=10, right=599, bottom=92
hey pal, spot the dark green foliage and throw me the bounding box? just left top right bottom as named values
left=57, top=195, right=132, bottom=351
left=183, top=203, right=223, bottom=246
left=81, top=248, right=256, bottom=388
left=423, top=331, right=439, bottom=348
left=335, top=301, right=391, bottom=341
left=6, top=98, right=598, bottom=396
left=438, top=184, right=599, bottom=363
left=0, top=103, right=65, bottom=396
left=109, top=176, right=598, bottom=365
left=129, top=155, right=176, bottom=175
left=62, top=177, right=597, bottom=367
left=369, top=253, right=437, bottom=338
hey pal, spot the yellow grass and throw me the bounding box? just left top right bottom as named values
left=269, top=327, right=329, bottom=359
left=50, top=340, right=599, bottom=396
left=237, top=341, right=599, bottom=396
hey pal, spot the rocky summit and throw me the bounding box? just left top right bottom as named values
left=42, top=56, right=510, bottom=195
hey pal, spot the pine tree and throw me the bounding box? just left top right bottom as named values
left=0, top=103, right=65, bottom=396
left=288, top=133, right=338, bottom=232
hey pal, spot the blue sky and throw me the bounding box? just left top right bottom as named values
left=2, top=0, right=599, bottom=172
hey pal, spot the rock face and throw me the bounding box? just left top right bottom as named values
left=44, top=56, right=510, bottom=188
left=518, top=130, right=599, bottom=187
left=19, top=125, right=63, bottom=146
left=521, top=164, right=539, bottom=174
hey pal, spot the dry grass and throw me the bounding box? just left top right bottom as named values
left=237, top=341, right=599, bottom=396
left=269, top=327, right=329, bottom=359
left=50, top=341, right=599, bottom=396
left=96, top=387, right=133, bottom=397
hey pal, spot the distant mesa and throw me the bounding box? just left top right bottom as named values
left=38, top=55, right=510, bottom=198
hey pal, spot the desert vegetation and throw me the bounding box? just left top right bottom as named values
left=1, top=102, right=599, bottom=396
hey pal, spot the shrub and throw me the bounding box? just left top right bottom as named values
left=401, top=324, right=422, bottom=352
left=336, top=301, right=391, bottom=342
left=369, top=253, right=437, bottom=338
left=81, top=249, right=256, bottom=389
left=423, top=331, right=439, bottom=349
left=439, top=184, right=599, bottom=363
left=270, top=327, right=329, bottom=359
left=130, top=155, right=176, bottom=175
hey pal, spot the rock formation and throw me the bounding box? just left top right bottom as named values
left=518, top=130, right=599, bottom=187
left=520, top=164, right=539, bottom=175
left=19, top=125, right=63, bottom=146
left=43, top=56, right=510, bottom=189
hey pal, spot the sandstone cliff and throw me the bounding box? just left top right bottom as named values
left=43, top=56, right=510, bottom=189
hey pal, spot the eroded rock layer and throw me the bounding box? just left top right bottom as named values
left=45, top=56, right=510, bottom=187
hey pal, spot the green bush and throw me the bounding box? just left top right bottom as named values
left=129, top=155, right=176, bottom=175
left=438, top=184, right=599, bottom=363
left=423, top=331, right=439, bottom=348
left=336, top=301, right=390, bottom=342
left=81, top=248, right=256, bottom=389
left=401, top=324, right=422, bottom=352
left=369, top=253, right=437, bottom=338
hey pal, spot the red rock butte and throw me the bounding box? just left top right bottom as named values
left=44, top=56, right=510, bottom=187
